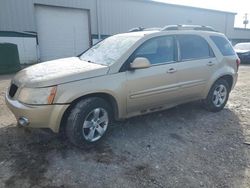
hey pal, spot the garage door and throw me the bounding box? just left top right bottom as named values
left=35, top=5, right=90, bottom=61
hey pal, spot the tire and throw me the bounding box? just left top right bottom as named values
left=65, top=97, right=112, bottom=147
left=203, top=79, right=230, bottom=112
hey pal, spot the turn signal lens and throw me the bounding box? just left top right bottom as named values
left=47, top=86, right=57, bottom=104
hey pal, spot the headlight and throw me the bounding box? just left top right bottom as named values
left=18, top=86, right=57, bottom=105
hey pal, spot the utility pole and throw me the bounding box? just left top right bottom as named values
left=243, top=13, right=249, bottom=29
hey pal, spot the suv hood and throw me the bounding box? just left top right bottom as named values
left=13, top=57, right=109, bottom=87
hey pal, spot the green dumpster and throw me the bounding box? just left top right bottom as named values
left=0, top=43, right=21, bottom=74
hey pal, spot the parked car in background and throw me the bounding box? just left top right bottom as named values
left=6, top=25, right=239, bottom=147
left=234, top=42, right=250, bottom=64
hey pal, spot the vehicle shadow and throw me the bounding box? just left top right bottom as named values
left=0, top=102, right=248, bottom=187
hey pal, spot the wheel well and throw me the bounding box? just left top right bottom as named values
left=219, top=75, right=233, bottom=91
left=59, top=93, right=119, bottom=134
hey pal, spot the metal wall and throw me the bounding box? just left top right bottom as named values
left=0, top=0, right=241, bottom=39
left=99, top=0, right=235, bottom=36
left=232, top=28, right=250, bottom=39
left=0, top=0, right=97, bottom=34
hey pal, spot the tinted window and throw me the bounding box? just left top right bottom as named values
left=134, top=36, right=175, bottom=65
left=178, top=35, right=211, bottom=60
left=210, top=36, right=235, bottom=56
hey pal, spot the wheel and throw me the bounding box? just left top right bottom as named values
left=203, top=79, right=230, bottom=112
left=65, top=97, right=112, bottom=147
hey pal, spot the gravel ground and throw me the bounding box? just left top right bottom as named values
left=0, top=66, right=250, bottom=188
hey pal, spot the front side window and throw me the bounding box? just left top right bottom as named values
left=178, top=35, right=211, bottom=61
left=210, top=36, right=235, bottom=56
left=133, top=36, right=175, bottom=65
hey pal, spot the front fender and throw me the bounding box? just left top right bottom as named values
left=54, top=73, right=127, bottom=119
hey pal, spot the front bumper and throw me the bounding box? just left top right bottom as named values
left=5, top=93, right=69, bottom=133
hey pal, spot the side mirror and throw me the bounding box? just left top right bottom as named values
left=130, top=57, right=151, bottom=69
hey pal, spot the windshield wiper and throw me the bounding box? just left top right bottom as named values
left=80, top=58, right=107, bottom=66
left=80, top=58, right=95, bottom=64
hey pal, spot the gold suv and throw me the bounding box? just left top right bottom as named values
left=6, top=25, right=239, bottom=146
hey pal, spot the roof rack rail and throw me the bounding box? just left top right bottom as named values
left=129, top=27, right=161, bottom=32
left=161, top=25, right=217, bottom=32
left=143, top=27, right=161, bottom=31
left=129, top=25, right=217, bottom=33
left=129, top=27, right=145, bottom=32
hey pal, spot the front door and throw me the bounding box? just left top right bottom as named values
left=125, top=35, right=180, bottom=116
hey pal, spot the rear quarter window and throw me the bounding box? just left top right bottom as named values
left=177, top=35, right=213, bottom=61
left=210, top=36, right=235, bottom=56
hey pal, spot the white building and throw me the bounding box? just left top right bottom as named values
left=0, top=0, right=250, bottom=64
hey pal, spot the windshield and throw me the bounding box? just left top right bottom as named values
left=80, top=35, right=142, bottom=66
left=234, top=43, right=250, bottom=51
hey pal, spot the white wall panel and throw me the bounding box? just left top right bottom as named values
left=0, top=37, right=37, bottom=64
left=35, top=5, right=90, bottom=61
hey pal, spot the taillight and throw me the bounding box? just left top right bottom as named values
left=236, top=58, right=241, bottom=71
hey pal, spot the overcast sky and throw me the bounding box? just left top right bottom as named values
left=154, top=0, right=249, bottom=28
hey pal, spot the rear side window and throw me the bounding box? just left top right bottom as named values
left=210, top=36, right=235, bottom=56
left=177, top=35, right=212, bottom=61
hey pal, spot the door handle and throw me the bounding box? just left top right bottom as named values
left=207, top=61, right=215, bottom=66
left=167, top=68, right=177, bottom=73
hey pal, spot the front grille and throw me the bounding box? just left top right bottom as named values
left=9, top=84, right=18, bottom=98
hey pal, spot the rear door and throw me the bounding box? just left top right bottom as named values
left=174, top=34, right=217, bottom=100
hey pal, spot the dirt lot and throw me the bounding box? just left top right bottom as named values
left=0, top=66, right=250, bottom=188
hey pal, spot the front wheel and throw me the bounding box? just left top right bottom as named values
left=65, top=97, right=112, bottom=147
left=203, top=79, right=230, bottom=112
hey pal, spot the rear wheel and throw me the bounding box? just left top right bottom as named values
left=65, top=97, right=112, bottom=147
left=203, top=79, right=230, bottom=112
